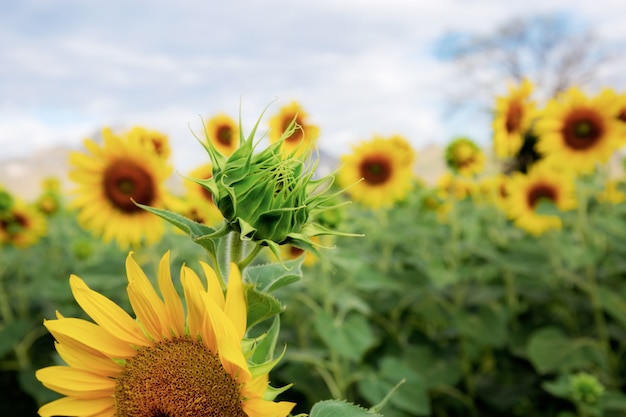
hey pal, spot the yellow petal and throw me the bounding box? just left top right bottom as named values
left=38, top=396, right=114, bottom=417
left=242, top=397, right=295, bottom=417
left=36, top=366, right=116, bottom=398
left=224, top=263, right=246, bottom=340
left=158, top=251, right=185, bottom=337
left=55, top=341, right=122, bottom=377
left=125, top=252, right=168, bottom=339
left=181, top=265, right=206, bottom=338
left=69, top=275, right=150, bottom=348
left=201, top=291, right=251, bottom=382
left=45, top=318, right=137, bottom=359
left=199, top=261, right=225, bottom=309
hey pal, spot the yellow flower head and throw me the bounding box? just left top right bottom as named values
left=0, top=199, right=47, bottom=248
left=505, top=162, right=577, bottom=235
left=36, top=251, right=295, bottom=417
left=268, top=101, right=320, bottom=157
left=338, top=135, right=414, bottom=209
left=127, top=126, right=172, bottom=160
left=205, top=113, right=241, bottom=157
left=445, top=137, right=486, bottom=177
left=68, top=128, right=175, bottom=249
left=492, top=78, right=537, bottom=159
left=388, top=134, right=416, bottom=168
left=535, top=87, right=622, bottom=175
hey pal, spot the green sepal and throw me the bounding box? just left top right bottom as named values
left=263, top=382, right=294, bottom=401
left=250, top=315, right=281, bottom=364
left=248, top=344, right=287, bottom=379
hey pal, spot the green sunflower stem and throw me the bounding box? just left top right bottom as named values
left=238, top=244, right=263, bottom=270
left=229, top=231, right=243, bottom=265
left=575, top=177, right=618, bottom=387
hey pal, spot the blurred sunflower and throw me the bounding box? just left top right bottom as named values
left=445, top=137, right=485, bottom=177
left=68, top=128, right=174, bottom=249
left=476, top=173, right=511, bottom=211
left=492, top=78, right=537, bottom=159
left=436, top=171, right=478, bottom=201
left=596, top=179, right=626, bottom=204
left=35, top=176, right=63, bottom=216
left=0, top=199, right=47, bottom=248
left=505, top=163, right=577, bottom=235
left=127, top=126, right=172, bottom=160
left=268, top=101, right=320, bottom=157
left=597, top=88, right=626, bottom=141
left=389, top=134, right=417, bottom=168
left=277, top=236, right=326, bottom=267
left=338, top=135, right=414, bottom=209
left=205, top=113, right=240, bottom=157
left=535, top=87, right=622, bottom=175
left=36, top=251, right=295, bottom=417
left=184, top=163, right=216, bottom=205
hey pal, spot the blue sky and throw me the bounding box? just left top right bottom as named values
left=1, top=0, right=625, bottom=172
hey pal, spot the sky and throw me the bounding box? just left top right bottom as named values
left=1, top=0, right=626, bottom=173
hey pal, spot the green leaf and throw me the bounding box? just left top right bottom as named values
left=602, top=390, right=626, bottom=412
left=0, top=319, right=34, bottom=358
left=526, top=327, right=606, bottom=374
left=245, top=285, right=284, bottom=330
left=598, top=286, right=626, bottom=329
left=309, top=400, right=382, bottom=417
left=313, top=311, right=376, bottom=362
left=136, top=203, right=224, bottom=255
left=244, top=258, right=303, bottom=292
left=455, top=304, right=507, bottom=348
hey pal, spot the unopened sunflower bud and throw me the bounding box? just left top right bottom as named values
left=190, top=105, right=356, bottom=259
left=569, top=372, right=604, bottom=405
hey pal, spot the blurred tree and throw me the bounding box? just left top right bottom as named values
left=435, top=13, right=614, bottom=111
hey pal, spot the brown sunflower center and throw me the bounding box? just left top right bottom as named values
left=0, top=213, right=27, bottom=235
left=289, top=245, right=305, bottom=258
left=114, top=337, right=246, bottom=417
left=527, top=183, right=557, bottom=209
left=281, top=116, right=304, bottom=144
left=215, top=124, right=234, bottom=146
left=103, top=160, right=156, bottom=213
left=506, top=101, right=524, bottom=134
left=617, top=109, right=626, bottom=123
left=360, top=156, right=392, bottom=185
left=562, top=109, right=605, bottom=150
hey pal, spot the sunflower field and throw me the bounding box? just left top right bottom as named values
left=2, top=83, right=626, bottom=417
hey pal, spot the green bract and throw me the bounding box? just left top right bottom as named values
left=188, top=105, right=354, bottom=260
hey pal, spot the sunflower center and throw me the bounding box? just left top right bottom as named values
left=527, top=183, right=557, bottom=209
left=0, top=213, right=27, bottom=235
left=114, top=337, right=246, bottom=417
left=506, top=101, right=523, bottom=133
left=618, top=109, right=626, bottom=123
left=360, top=156, right=392, bottom=185
left=103, top=160, right=156, bottom=213
left=216, top=125, right=234, bottom=146
left=562, top=109, right=604, bottom=150
left=281, top=117, right=304, bottom=144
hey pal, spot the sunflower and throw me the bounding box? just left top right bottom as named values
left=337, top=135, right=414, bottom=209
left=268, top=101, right=320, bottom=157
left=0, top=199, right=47, bottom=248
left=492, top=78, right=537, bottom=159
left=535, top=87, right=622, bottom=175
left=444, top=137, right=486, bottom=177
left=597, top=88, right=626, bottom=141
left=205, top=113, right=240, bottom=157
left=596, top=179, right=626, bottom=204
left=476, top=173, right=511, bottom=211
left=184, top=163, right=216, bottom=205
left=68, top=128, right=174, bottom=249
left=388, top=134, right=416, bottom=168
left=505, top=163, right=577, bottom=235
left=36, top=251, right=295, bottom=417
left=127, top=126, right=172, bottom=161
left=435, top=171, right=478, bottom=201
